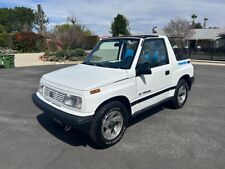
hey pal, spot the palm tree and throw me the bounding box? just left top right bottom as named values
left=204, top=17, right=208, bottom=28
left=191, top=14, right=197, bottom=27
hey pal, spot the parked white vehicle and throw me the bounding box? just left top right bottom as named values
left=33, top=35, right=194, bottom=148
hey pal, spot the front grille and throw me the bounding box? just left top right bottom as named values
left=43, top=86, right=65, bottom=103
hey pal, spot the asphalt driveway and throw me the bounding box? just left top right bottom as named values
left=0, top=64, right=225, bottom=169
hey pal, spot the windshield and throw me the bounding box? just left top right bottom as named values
left=84, top=39, right=140, bottom=69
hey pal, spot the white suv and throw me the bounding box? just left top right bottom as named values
left=33, top=35, right=194, bottom=148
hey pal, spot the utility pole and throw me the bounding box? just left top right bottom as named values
left=204, top=18, right=208, bottom=29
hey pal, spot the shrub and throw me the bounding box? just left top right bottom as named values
left=68, top=56, right=84, bottom=61
left=55, top=48, right=86, bottom=59
left=43, top=48, right=86, bottom=61
left=66, top=48, right=85, bottom=58
left=12, top=32, right=46, bottom=52
left=48, top=56, right=59, bottom=62
left=55, top=50, right=66, bottom=59
left=44, top=51, right=56, bottom=57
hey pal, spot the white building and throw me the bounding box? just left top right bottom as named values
left=188, top=29, right=225, bottom=48
left=154, top=28, right=225, bottom=49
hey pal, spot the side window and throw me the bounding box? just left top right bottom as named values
left=172, top=47, right=189, bottom=61
left=121, top=40, right=139, bottom=60
left=169, top=38, right=189, bottom=61
left=138, top=39, right=169, bottom=68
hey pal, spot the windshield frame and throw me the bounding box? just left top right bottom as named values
left=83, top=38, right=141, bottom=69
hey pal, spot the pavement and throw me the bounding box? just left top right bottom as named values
left=14, top=53, right=81, bottom=67
left=0, top=64, right=225, bottom=169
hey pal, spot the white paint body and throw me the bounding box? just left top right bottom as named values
left=37, top=36, right=194, bottom=117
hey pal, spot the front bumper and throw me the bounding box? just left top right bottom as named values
left=32, top=93, right=93, bottom=132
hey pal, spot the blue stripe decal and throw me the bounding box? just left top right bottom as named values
left=178, top=60, right=189, bottom=65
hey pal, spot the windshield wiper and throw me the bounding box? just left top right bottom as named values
left=95, top=63, right=106, bottom=67
left=83, top=62, right=106, bottom=67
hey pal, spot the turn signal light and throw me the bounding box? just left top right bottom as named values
left=90, top=88, right=101, bottom=94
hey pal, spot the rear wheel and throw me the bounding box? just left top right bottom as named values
left=170, top=79, right=189, bottom=109
left=89, top=101, right=128, bottom=148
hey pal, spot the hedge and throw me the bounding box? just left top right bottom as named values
left=12, top=32, right=46, bottom=52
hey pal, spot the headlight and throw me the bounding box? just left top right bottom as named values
left=63, top=95, right=82, bottom=109
left=38, top=83, right=44, bottom=94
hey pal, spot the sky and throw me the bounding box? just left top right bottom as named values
left=0, top=0, right=225, bottom=35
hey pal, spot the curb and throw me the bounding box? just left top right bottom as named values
left=191, top=59, right=225, bottom=66
left=191, top=59, right=225, bottom=64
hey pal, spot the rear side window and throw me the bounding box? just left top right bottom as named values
left=169, top=38, right=189, bottom=61
left=172, top=48, right=189, bottom=61
left=138, top=39, right=169, bottom=68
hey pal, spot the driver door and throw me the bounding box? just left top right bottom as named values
left=133, top=38, right=172, bottom=112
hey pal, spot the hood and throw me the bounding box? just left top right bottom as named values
left=42, top=64, right=128, bottom=91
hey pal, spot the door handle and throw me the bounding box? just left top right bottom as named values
left=165, top=70, right=170, bottom=75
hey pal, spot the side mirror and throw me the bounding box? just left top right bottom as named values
left=114, top=42, right=121, bottom=47
left=136, top=63, right=152, bottom=76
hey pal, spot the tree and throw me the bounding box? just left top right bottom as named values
left=194, top=22, right=203, bottom=29
left=209, top=26, right=219, bottom=29
left=51, top=20, right=94, bottom=49
left=164, top=17, right=193, bottom=39
left=0, top=7, right=35, bottom=33
left=33, top=4, right=48, bottom=35
left=191, top=14, right=203, bottom=29
left=0, top=25, right=6, bottom=33
left=83, top=28, right=92, bottom=36
left=51, top=24, right=85, bottom=49
left=110, top=14, right=130, bottom=36
left=66, top=15, right=77, bottom=25
left=66, top=14, right=92, bottom=36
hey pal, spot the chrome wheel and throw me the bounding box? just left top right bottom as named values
left=101, top=110, right=124, bottom=140
left=177, top=85, right=187, bottom=106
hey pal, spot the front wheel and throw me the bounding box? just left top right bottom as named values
left=170, top=79, right=189, bottom=109
left=89, top=101, right=128, bottom=148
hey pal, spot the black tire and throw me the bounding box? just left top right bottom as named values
left=170, top=79, right=189, bottom=109
left=89, top=101, right=128, bottom=148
